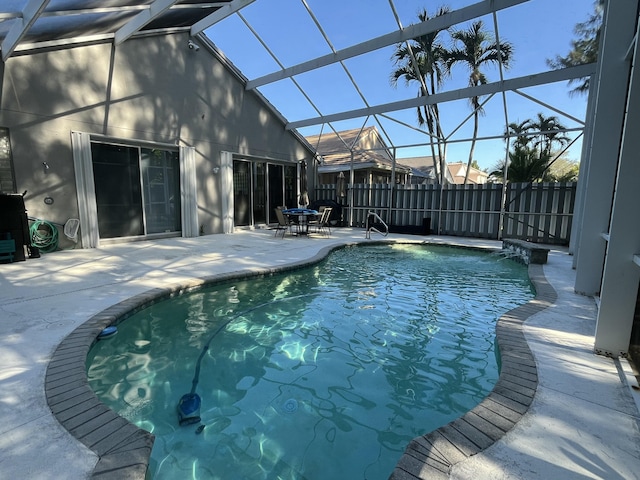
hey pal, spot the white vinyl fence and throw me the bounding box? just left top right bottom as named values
left=314, top=182, right=577, bottom=245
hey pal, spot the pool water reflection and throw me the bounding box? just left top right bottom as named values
left=86, top=244, right=533, bottom=479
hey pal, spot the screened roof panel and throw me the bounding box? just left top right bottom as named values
left=293, top=69, right=368, bottom=117
left=258, top=79, right=322, bottom=121
left=302, top=0, right=399, bottom=51
left=220, top=0, right=332, bottom=68
left=204, top=13, right=283, bottom=79
left=0, top=0, right=598, bottom=171
left=12, top=12, right=136, bottom=43
left=0, top=1, right=230, bottom=47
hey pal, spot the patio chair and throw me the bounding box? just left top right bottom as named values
left=307, top=206, right=323, bottom=232
left=311, top=207, right=332, bottom=236
left=274, top=208, right=293, bottom=238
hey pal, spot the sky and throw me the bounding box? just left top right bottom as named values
left=205, top=0, right=597, bottom=171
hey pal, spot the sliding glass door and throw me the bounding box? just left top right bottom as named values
left=232, top=159, right=298, bottom=228
left=284, top=165, right=297, bottom=210
left=90, top=142, right=181, bottom=239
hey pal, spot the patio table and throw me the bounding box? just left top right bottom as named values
left=282, top=208, right=318, bottom=235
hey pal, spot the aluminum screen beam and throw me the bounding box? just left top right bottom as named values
left=115, top=0, right=181, bottom=45
left=246, top=0, right=529, bottom=90
left=285, top=63, right=596, bottom=130
left=191, top=0, right=256, bottom=35
left=2, top=0, right=50, bottom=61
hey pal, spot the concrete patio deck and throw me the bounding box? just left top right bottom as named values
left=1, top=228, right=638, bottom=479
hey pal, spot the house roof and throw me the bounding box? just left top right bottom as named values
left=306, top=127, right=390, bottom=157
left=447, top=162, right=489, bottom=184
left=396, top=156, right=436, bottom=169
left=307, top=127, right=413, bottom=174
left=397, top=155, right=450, bottom=182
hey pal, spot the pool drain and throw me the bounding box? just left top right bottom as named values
left=282, top=398, right=298, bottom=413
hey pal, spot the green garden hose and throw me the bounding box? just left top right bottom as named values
left=29, top=219, right=59, bottom=253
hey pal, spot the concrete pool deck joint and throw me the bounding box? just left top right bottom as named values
left=44, top=243, right=553, bottom=479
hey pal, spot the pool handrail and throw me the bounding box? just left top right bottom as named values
left=365, top=211, right=388, bottom=239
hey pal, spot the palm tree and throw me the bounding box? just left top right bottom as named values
left=490, top=145, right=550, bottom=183
left=446, top=20, right=513, bottom=184
left=494, top=113, right=574, bottom=183
left=505, top=119, right=533, bottom=149
left=529, top=113, right=570, bottom=158
left=391, top=7, right=450, bottom=184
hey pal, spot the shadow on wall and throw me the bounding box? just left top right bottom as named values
left=2, top=32, right=312, bottom=240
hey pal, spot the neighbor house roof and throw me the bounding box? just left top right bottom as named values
left=447, top=162, right=489, bottom=184
left=306, top=127, right=412, bottom=174
left=398, top=155, right=456, bottom=183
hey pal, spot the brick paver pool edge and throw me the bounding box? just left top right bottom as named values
left=390, top=263, right=555, bottom=479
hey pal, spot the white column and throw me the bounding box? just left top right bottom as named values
left=220, top=151, right=234, bottom=234
left=70, top=131, right=99, bottom=248
left=179, top=146, right=198, bottom=238
left=594, top=6, right=640, bottom=356
left=569, top=76, right=596, bottom=260
left=574, top=0, right=639, bottom=295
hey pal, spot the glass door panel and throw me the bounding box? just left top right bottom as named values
left=141, top=148, right=181, bottom=234
left=91, top=143, right=144, bottom=238
left=268, top=164, right=284, bottom=224
left=233, top=160, right=251, bottom=226
left=284, top=165, right=297, bottom=210
left=253, top=162, right=266, bottom=224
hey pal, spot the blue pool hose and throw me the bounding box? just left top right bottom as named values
left=179, top=293, right=313, bottom=425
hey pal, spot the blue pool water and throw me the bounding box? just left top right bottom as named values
left=86, top=244, right=534, bottom=479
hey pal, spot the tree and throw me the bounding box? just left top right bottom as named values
left=529, top=113, right=570, bottom=158
left=547, top=0, right=604, bottom=95
left=492, top=113, right=576, bottom=183
left=505, top=119, right=532, bottom=149
left=490, top=145, right=550, bottom=183
left=446, top=20, right=513, bottom=184
left=391, top=7, right=450, bottom=184
left=547, top=156, right=580, bottom=182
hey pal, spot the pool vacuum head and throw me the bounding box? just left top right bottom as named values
left=177, top=392, right=201, bottom=426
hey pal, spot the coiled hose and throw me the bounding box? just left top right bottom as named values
left=29, top=219, right=59, bottom=253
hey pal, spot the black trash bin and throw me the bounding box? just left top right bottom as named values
left=0, top=194, right=30, bottom=261
left=422, top=217, right=431, bottom=235
left=387, top=218, right=431, bottom=235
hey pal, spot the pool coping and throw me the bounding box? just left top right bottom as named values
left=44, top=241, right=555, bottom=479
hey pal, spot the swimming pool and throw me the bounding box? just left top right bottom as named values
left=86, top=244, right=533, bottom=479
